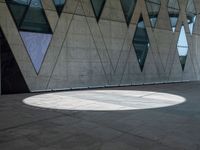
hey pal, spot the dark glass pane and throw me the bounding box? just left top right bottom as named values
left=186, top=0, right=196, bottom=35
left=0, top=28, right=29, bottom=94
left=20, top=31, right=52, bottom=73
left=177, top=25, right=188, bottom=71
left=121, top=0, right=137, bottom=25
left=6, top=0, right=30, bottom=5
left=53, top=0, right=66, bottom=16
left=145, top=0, right=161, bottom=28
left=133, top=16, right=149, bottom=71
left=20, top=0, right=52, bottom=33
left=90, top=0, right=106, bottom=22
left=179, top=56, right=187, bottom=70
left=6, top=0, right=30, bottom=27
left=168, top=0, right=180, bottom=32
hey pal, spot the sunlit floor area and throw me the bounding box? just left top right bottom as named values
left=0, top=82, right=200, bottom=150
left=23, top=90, right=186, bottom=111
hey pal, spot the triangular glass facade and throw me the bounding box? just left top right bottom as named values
left=145, top=0, right=161, bottom=28
left=6, top=0, right=52, bottom=74
left=186, top=0, right=197, bottom=35
left=6, top=0, right=52, bottom=33
left=133, top=15, right=150, bottom=71
left=53, top=0, right=66, bottom=16
left=177, top=25, right=188, bottom=70
left=90, top=0, right=105, bottom=22
left=121, top=0, right=137, bottom=26
left=20, top=31, right=52, bottom=73
left=168, top=0, right=180, bottom=32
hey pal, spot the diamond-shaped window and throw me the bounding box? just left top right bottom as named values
left=168, top=0, right=180, bottom=32
left=177, top=25, right=188, bottom=70
left=186, top=0, right=197, bottom=35
left=121, top=0, right=137, bottom=26
left=145, top=0, right=161, bottom=28
left=133, top=15, right=150, bottom=71
left=53, top=0, right=66, bottom=16
left=90, top=0, right=105, bottom=22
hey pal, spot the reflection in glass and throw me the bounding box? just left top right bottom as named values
left=20, top=0, right=52, bottom=33
left=177, top=25, right=188, bottom=70
left=186, top=0, right=196, bottom=35
left=168, top=0, right=180, bottom=32
left=6, top=0, right=52, bottom=33
left=6, top=0, right=53, bottom=74
left=6, top=0, right=30, bottom=27
left=133, top=16, right=150, bottom=71
left=90, top=0, right=105, bottom=22
left=53, top=0, right=66, bottom=16
left=120, top=0, right=137, bottom=26
left=145, top=0, right=161, bottom=28
left=20, top=31, right=52, bottom=73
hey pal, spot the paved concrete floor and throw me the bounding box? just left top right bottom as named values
left=0, top=82, right=200, bottom=150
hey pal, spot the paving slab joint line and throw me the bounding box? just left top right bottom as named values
left=0, top=114, right=67, bottom=132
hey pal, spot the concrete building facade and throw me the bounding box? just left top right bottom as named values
left=0, top=0, right=200, bottom=94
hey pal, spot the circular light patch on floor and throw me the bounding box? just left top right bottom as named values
left=23, top=90, right=186, bottom=111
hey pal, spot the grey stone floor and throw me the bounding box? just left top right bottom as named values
left=0, top=82, right=200, bottom=150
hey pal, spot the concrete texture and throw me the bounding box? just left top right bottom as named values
left=0, top=82, right=200, bottom=149
left=0, top=0, right=200, bottom=92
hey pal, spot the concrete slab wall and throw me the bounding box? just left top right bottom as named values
left=0, top=0, right=200, bottom=93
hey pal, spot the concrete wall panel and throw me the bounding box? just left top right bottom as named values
left=0, top=0, right=200, bottom=93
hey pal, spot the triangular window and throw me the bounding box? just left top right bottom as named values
left=20, top=31, right=52, bottom=73
left=53, top=0, right=66, bottom=16
left=168, top=0, right=180, bottom=32
left=90, top=0, right=106, bottom=22
left=145, top=0, right=161, bottom=28
left=121, top=0, right=137, bottom=26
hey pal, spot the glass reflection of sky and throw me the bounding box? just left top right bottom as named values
left=188, top=16, right=196, bottom=35
left=30, top=0, right=42, bottom=8
left=145, top=0, right=161, bottom=28
left=177, top=26, right=188, bottom=56
left=168, top=0, right=180, bottom=32
left=170, top=17, right=178, bottom=32
left=150, top=17, right=157, bottom=28
left=20, top=31, right=52, bottom=73
left=138, top=20, right=145, bottom=28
